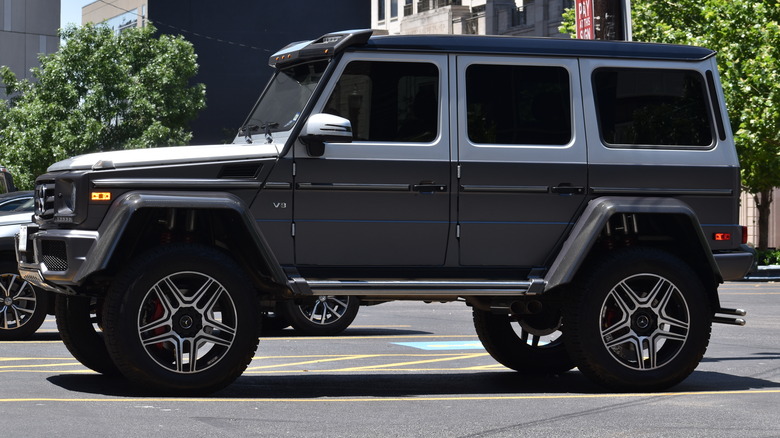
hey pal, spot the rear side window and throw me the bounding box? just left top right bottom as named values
left=593, top=68, right=713, bottom=148
left=466, top=64, right=571, bottom=145
left=323, top=60, right=439, bottom=142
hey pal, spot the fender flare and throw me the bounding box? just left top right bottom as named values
left=543, top=196, right=721, bottom=291
left=74, top=191, right=288, bottom=287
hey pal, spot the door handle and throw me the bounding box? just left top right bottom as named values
left=551, top=184, right=585, bottom=195
left=413, top=182, right=447, bottom=193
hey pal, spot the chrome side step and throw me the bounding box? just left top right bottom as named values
left=289, top=277, right=546, bottom=297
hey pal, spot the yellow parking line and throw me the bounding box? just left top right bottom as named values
left=0, top=357, right=73, bottom=362
left=0, top=362, right=83, bottom=369
left=1, top=389, right=779, bottom=403
left=0, top=369, right=96, bottom=374
left=332, top=353, right=489, bottom=371
left=0, top=341, right=61, bottom=344
left=261, top=334, right=478, bottom=341
left=719, top=292, right=780, bottom=295
left=463, top=363, right=507, bottom=370
left=246, top=354, right=383, bottom=370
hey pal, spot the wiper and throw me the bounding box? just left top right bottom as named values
left=263, top=122, right=279, bottom=144
left=238, top=122, right=278, bottom=144
left=238, top=124, right=260, bottom=144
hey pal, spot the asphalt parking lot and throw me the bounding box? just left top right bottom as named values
left=1, top=281, right=778, bottom=437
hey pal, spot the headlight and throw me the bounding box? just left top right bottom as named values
left=52, top=175, right=88, bottom=224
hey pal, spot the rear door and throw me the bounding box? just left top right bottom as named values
left=456, top=56, right=587, bottom=267
left=293, top=53, right=451, bottom=266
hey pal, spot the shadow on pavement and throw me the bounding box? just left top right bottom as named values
left=46, top=368, right=780, bottom=399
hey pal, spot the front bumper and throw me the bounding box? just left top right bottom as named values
left=16, top=224, right=99, bottom=294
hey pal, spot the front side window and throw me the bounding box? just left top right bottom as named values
left=593, top=68, right=713, bottom=148
left=324, top=60, right=439, bottom=142
left=244, top=61, right=328, bottom=134
left=466, top=64, right=572, bottom=145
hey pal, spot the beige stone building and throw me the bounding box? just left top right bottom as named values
left=739, top=192, right=780, bottom=249
left=82, top=0, right=147, bottom=30
left=372, top=0, right=572, bottom=37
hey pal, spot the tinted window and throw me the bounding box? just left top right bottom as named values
left=466, top=64, right=571, bottom=145
left=0, top=197, right=31, bottom=211
left=593, top=68, right=713, bottom=147
left=324, top=61, right=439, bottom=142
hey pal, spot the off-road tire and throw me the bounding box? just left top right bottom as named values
left=565, top=247, right=712, bottom=391
left=103, top=244, right=261, bottom=394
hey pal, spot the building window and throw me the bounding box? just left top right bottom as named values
left=391, top=0, right=398, bottom=19
left=378, top=0, right=386, bottom=21
left=404, top=0, right=413, bottom=16
left=466, top=64, right=571, bottom=145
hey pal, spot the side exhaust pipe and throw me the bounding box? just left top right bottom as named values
left=713, top=307, right=747, bottom=326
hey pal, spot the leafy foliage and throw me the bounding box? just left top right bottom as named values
left=0, top=24, right=205, bottom=189
left=756, top=247, right=780, bottom=265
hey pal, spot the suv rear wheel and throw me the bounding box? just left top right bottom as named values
left=565, top=247, right=712, bottom=391
left=281, top=295, right=359, bottom=336
left=473, top=308, right=574, bottom=375
left=103, top=244, right=261, bottom=394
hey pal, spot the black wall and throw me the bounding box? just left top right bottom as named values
left=150, top=0, right=370, bottom=144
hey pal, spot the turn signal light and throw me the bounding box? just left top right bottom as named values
left=91, top=192, right=112, bottom=201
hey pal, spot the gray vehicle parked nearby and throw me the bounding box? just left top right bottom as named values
left=0, top=192, right=52, bottom=340
left=17, top=30, right=753, bottom=394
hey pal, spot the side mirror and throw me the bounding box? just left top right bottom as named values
left=299, top=113, right=353, bottom=157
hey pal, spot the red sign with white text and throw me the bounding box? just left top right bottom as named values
left=576, top=0, right=594, bottom=39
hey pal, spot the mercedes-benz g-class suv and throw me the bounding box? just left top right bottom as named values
left=17, top=30, right=752, bottom=394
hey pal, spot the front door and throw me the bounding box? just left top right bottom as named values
left=293, top=53, right=451, bottom=267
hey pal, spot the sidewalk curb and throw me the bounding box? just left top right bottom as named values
left=741, top=265, right=780, bottom=281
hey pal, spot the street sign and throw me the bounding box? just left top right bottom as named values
left=576, top=0, right=594, bottom=40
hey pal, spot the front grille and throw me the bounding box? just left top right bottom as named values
left=35, top=180, right=56, bottom=219
left=41, top=240, right=68, bottom=271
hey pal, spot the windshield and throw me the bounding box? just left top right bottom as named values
left=243, top=61, right=328, bottom=135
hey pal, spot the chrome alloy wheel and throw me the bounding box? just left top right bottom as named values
left=137, top=271, right=238, bottom=374
left=298, top=295, right=352, bottom=326
left=1, top=273, right=38, bottom=330
left=600, top=273, right=690, bottom=370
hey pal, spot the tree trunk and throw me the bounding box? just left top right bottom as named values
left=754, top=189, right=773, bottom=251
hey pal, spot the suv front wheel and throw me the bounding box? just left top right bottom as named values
left=103, top=244, right=261, bottom=394
left=565, top=247, right=712, bottom=391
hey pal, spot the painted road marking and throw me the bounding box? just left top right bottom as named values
left=393, top=341, right=484, bottom=350
left=1, top=389, right=779, bottom=403
left=331, top=353, right=489, bottom=371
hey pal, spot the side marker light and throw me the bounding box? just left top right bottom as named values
left=91, top=192, right=112, bottom=201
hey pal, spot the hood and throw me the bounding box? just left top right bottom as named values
left=0, top=211, right=34, bottom=227
left=47, top=143, right=281, bottom=172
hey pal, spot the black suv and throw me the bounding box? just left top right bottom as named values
left=17, top=30, right=753, bottom=394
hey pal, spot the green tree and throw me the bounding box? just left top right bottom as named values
left=0, top=24, right=206, bottom=189
left=561, top=1, right=780, bottom=250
